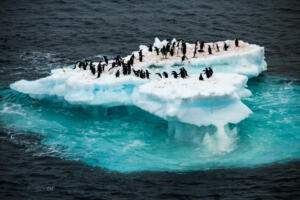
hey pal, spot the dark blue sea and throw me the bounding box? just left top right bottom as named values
left=1, top=0, right=300, bottom=199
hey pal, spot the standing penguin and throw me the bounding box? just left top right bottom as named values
left=172, top=71, right=178, bottom=78
left=182, top=42, right=187, bottom=55
left=199, top=73, right=204, bottom=80
left=163, top=72, right=168, bottom=78
left=223, top=42, right=229, bottom=51
left=155, top=47, right=160, bottom=55
left=74, top=61, right=81, bottom=69
left=199, top=41, right=205, bottom=52
left=149, top=44, right=153, bottom=52
left=90, top=64, right=96, bottom=75
left=235, top=38, right=239, bottom=47
left=216, top=43, right=220, bottom=52
left=208, top=45, right=212, bottom=55
left=139, top=50, right=143, bottom=62
left=179, top=67, right=188, bottom=78
left=103, top=56, right=108, bottom=65
left=145, top=70, right=151, bottom=79
left=97, top=63, right=102, bottom=78
left=115, top=70, right=120, bottom=78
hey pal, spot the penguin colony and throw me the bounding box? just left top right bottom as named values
left=73, top=39, right=240, bottom=81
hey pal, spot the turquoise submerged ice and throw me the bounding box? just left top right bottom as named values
left=3, top=38, right=299, bottom=172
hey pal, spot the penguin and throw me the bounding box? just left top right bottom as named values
left=129, top=54, right=135, bottom=66
left=182, top=42, right=187, bottom=55
left=199, top=73, right=204, bottom=81
left=149, top=44, right=153, bottom=52
left=179, top=67, right=188, bottom=78
left=216, top=43, right=220, bottom=52
left=199, top=41, right=205, bottom=52
left=172, top=71, right=178, bottom=79
left=90, top=64, right=96, bottom=75
left=133, top=69, right=140, bottom=77
left=146, top=70, right=151, bottom=79
left=139, top=50, right=143, bottom=62
left=156, top=73, right=162, bottom=78
left=155, top=47, right=160, bottom=55
left=235, top=38, right=239, bottom=47
left=97, top=70, right=101, bottom=78
left=140, top=70, right=145, bottom=79
left=161, top=46, right=166, bottom=58
left=103, top=56, right=108, bottom=65
left=102, top=63, right=106, bottom=72
left=163, top=72, right=168, bottom=78
left=223, top=42, right=229, bottom=51
left=170, top=46, right=175, bottom=56
left=127, top=63, right=131, bottom=75
left=182, top=55, right=186, bottom=62
left=208, top=45, right=212, bottom=55
left=115, top=70, right=120, bottom=78
left=82, top=61, right=88, bottom=70
left=115, top=56, right=122, bottom=66
left=74, top=61, right=81, bottom=69
left=97, top=63, right=102, bottom=78
left=193, top=48, right=197, bottom=57
left=166, top=43, right=171, bottom=53
left=122, top=63, right=128, bottom=75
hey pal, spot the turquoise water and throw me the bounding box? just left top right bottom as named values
left=0, top=75, right=299, bottom=172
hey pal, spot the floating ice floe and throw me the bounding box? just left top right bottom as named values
left=11, top=38, right=267, bottom=130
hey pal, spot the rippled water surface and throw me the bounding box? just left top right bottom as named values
left=1, top=0, right=300, bottom=199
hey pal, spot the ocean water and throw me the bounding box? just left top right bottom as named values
left=1, top=0, right=300, bottom=199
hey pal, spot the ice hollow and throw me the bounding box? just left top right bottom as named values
left=10, top=38, right=266, bottom=130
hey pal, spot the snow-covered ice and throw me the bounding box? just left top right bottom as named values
left=10, top=38, right=266, bottom=130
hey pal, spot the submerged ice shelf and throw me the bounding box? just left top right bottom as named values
left=11, top=38, right=266, bottom=130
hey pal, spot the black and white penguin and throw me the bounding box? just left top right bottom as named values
left=149, top=44, right=153, bottom=52
left=199, top=41, right=205, bottom=52
left=172, top=71, right=178, bottom=79
left=115, top=56, right=122, bottom=66
left=74, top=61, right=81, bottom=69
left=170, top=46, right=175, bottom=56
left=199, top=73, right=204, bottom=81
left=223, top=42, right=229, bottom=51
left=216, top=43, right=220, bottom=52
left=122, top=63, right=128, bottom=75
left=129, top=54, right=135, bottom=66
left=146, top=70, right=151, bottom=79
left=132, top=69, right=140, bottom=77
left=208, top=45, right=212, bottom=55
left=235, top=38, right=239, bottom=47
left=155, top=47, right=160, bottom=55
left=163, top=72, right=168, bottom=78
left=179, top=67, right=188, bottom=78
left=140, top=70, right=145, bottom=79
left=90, top=63, right=96, bottom=75
left=182, top=42, right=187, bottom=55
left=139, top=50, right=143, bottom=62
left=115, top=70, right=120, bottom=78
left=103, top=56, right=108, bottom=65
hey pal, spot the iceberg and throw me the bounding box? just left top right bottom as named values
left=10, top=38, right=266, bottom=136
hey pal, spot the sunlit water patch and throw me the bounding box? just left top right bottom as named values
left=0, top=75, right=299, bottom=172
